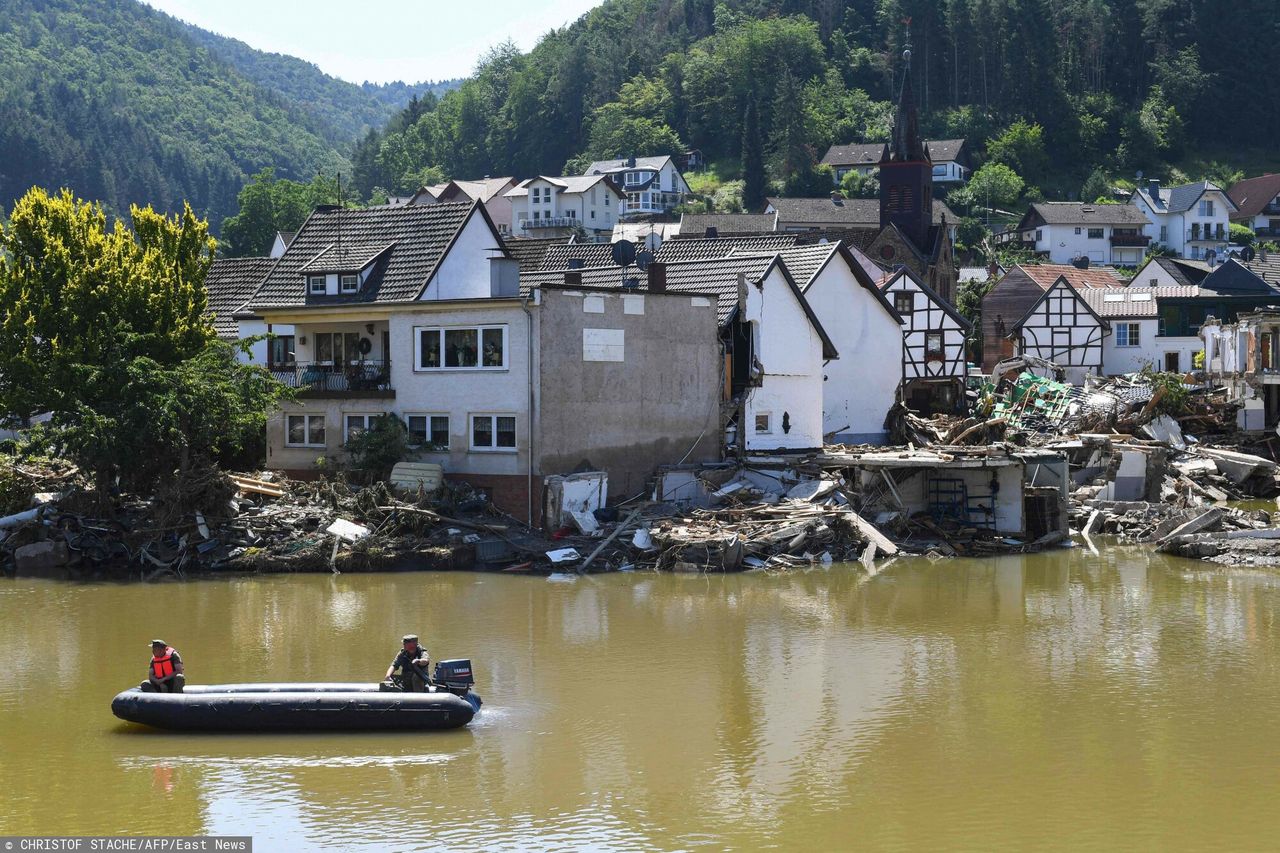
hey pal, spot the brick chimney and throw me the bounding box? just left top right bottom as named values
left=647, top=261, right=667, bottom=292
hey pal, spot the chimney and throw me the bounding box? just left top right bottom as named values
left=705, top=226, right=719, bottom=239
left=831, top=191, right=845, bottom=207
left=647, top=261, right=667, bottom=292
left=627, top=156, right=636, bottom=168
left=737, top=271, right=748, bottom=311
left=1072, top=256, right=1091, bottom=270
left=1148, top=179, right=1161, bottom=203
left=564, top=271, right=582, bottom=285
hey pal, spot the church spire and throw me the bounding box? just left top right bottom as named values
left=888, top=37, right=929, bottom=163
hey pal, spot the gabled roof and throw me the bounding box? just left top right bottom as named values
left=1013, top=263, right=1127, bottom=290
left=880, top=267, right=973, bottom=332
left=1018, top=202, right=1150, bottom=227
left=506, top=175, right=623, bottom=198
left=501, top=237, right=567, bottom=270
left=766, top=196, right=957, bottom=226
left=436, top=177, right=516, bottom=204
left=1244, top=253, right=1280, bottom=286
left=1012, top=275, right=1109, bottom=332
left=246, top=201, right=489, bottom=309
left=275, top=230, right=296, bottom=248
left=656, top=234, right=799, bottom=263
left=820, top=142, right=887, bottom=168
left=1081, top=286, right=1200, bottom=318
left=521, top=255, right=839, bottom=358
left=297, top=243, right=395, bottom=274
left=678, top=212, right=779, bottom=236
left=1228, top=174, right=1280, bottom=218
left=204, top=257, right=274, bottom=338
left=924, top=139, right=967, bottom=163
left=584, top=155, right=675, bottom=175
left=538, top=243, right=617, bottom=270
left=959, top=265, right=1004, bottom=283
left=730, top=242, right=903, bottom=323
left=1132, top=180, right=1236, bottom=214
left=1199, top=258, right=1280, bottom=295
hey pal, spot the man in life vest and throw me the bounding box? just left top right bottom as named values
left=384, top=634, right=430, bottom=692
left=142, top=640, right=185, bottom=693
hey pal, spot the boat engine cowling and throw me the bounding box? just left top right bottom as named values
left=433, top=659, right=475, bottom=696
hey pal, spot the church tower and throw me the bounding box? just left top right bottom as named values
left=879, top=43, right=933, bottom=251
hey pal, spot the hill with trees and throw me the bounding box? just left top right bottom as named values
left=349, top=0, right=1277, bottom=213
left=0, top=0, right=452, bottom=228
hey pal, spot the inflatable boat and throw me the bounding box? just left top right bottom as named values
left=112, top=659, right=481, bottom=732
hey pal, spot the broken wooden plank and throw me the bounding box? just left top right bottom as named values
left=844, top=510, right=898, bottom=555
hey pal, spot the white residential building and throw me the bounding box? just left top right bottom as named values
left=820, top=139, right=972, bottom=184
left=996, top=202, right=1152, bottom=266
left=583, top=156, right=691, bottom=217
left=505, top=175, right=624, bottom=241
left=1130, top=180, right=1236, bottom=260
left=1081, top=286, right=1203, bottom=376
left=1227, top=173, right=1280, bottom=242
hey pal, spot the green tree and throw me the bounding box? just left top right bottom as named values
left=968, top=163, right=1025, bottom=209
left=741, top=99, right=766, bottom=212
left=986, top=120, right=1049, bottom=186
left=220, top=170, right=341, bottom=257
left=1080, top=168, right=1113, bottom=203
left=1230, top=223, right=1256, bottom=247
left=840, top=170, right=879, bottom=199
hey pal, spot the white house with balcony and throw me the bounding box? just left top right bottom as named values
left=995, top=202, right=1153, bottom=266
left=583, top=156, right=691, bottom=218
left=1130, top=180, right=1236, bottom=261
left=505, top=175, right=623, bottom=242
left=820, top=139, right=971, bottom=184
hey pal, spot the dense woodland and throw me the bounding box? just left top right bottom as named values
left=351, top=0, right=1277, bottom=206
left=0, top=0, right=453, bottom=227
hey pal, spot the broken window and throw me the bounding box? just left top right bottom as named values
left=754, top=413, right=771, bottom=434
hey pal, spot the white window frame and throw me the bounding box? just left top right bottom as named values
left=340, top=274, right=359, bottom=293
left=925, top=332, right=945, bottom=358
left=1199, top=199, right=1215, bottom=217
left=406, top=413, right=450, bottom=450
left=343, top=412, right=384, bottom=445
left=414, top=325, right=509, bottom=371
left=308, top=275, right=326, bottom=295
left=285, top=414, right=326, bottom=448
left=469, top=413, right=517, bottom=453
left=754, top=412, right=772, bottom=434
left=1116, top=323, right=1140, bottom=347
left=1087, top=228, right=1104, bottom=239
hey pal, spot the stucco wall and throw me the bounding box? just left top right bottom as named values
left=804, top=260, right=902, bottom=443
left=1102, top=321, right=1200, bottom=374
left=422, top=209, right=502, bottom=301
left=535, top=288, right=722, bottom=498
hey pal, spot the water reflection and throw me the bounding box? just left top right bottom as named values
left=3, top=547, right=1280, bottom=849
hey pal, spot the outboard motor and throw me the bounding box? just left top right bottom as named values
left=433, top=659, right=475, bottom=698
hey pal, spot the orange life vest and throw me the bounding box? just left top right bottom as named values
left=150, top=647, right=176, bottom=680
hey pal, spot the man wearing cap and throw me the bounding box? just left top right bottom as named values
left=142, top=640, right=185, bottom=693
left=385, top=634, right=430, bottom=692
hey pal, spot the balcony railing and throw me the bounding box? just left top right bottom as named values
left=1262, top=203, right=1280, bottom=216
left=1110, top=233, right=1151, bottom=247
left=1256, top=227, right=1280, bottom=239
left=521, top=217, right=579, bottom=230
left=269, top=360, right=394, bottom=396
left=1188, top=227, right=1227, bottom=242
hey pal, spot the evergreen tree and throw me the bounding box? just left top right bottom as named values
left=742, top=99, right=766, bottom=212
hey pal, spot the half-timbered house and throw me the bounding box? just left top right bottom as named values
left=880, top=267, right=972, bottom=414
left=1010, top=275, right=1109, bottom=384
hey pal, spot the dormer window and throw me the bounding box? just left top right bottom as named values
left=340, top=274, right=358, bottom=293
left=308, top=275, right=325, bottom=294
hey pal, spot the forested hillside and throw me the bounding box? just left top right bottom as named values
left=351, top=0, right=1278, bottom=203
left=0, top=0, right=448, bottom=226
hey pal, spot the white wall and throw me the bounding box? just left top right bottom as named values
left=1132, top=189, right=1233, bottom=259
left=887, top=272, right=967, bottom=381
left=1102, top=320, right=1200, bottom=374
left=234, top=318, right=295, bottom=365
left=743, top=265, right=826, bottom=450
left=804, top=258, right=902, bottom=443
left=423, top=208, right=502, bottom=301
left=1029, top=224, right=1142, bottom=265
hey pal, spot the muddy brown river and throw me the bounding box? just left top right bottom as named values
left=2, top=546, right=1279, bottom=850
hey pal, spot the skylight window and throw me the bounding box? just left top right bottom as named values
left=1103, top=293, right=1125, bottom=302
left=1130, top=292, right=1152, bottom=301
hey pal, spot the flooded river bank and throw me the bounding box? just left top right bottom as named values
left=3, top=545, right=1280, bottom=850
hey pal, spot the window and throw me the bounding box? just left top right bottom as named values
left=604, top=195, right=610, bottom=206
left=566, top=209, right=576, bottom=219
left=471, top=414, right=516, bottom=451
left=1116, top=322, right=1140, bottom=347
left=268, top=335, right=295, bottom=366
left=407, top=414, right=450, bottom=449
left=415, top=325, right=507, bottom=370
left=590, top=210, right=596, bottom=220
left=344, top=413, right=383, bottom=444
left=1149, top=278, right=1158, bottom=286
left=1074, top=227, right=1082, bottom=235
left=1035, top=229, right=1043, bottom=241
left=925, top=332, right=944, bottom=358
left=532, top=210, right=540, bottom=221
left=1199, top=199, right=1215, bottom=217
left=754, top=413, right=772, bottom=434
left=314, top=332, right=361, bottom=365
left=893, top=292, right=914, bottom=315
left=286, top=414, right=325, bottom=447
left=1159, top=225, right=1168, bottom=242
left=340, top=274, right=358, bottom=293
left=308, top=275, right=326, bottom=294
left=1088, top=228, right=1104, bottom=239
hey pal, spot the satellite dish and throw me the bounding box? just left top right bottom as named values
left=635, top=250, right=654, bottom=272
left=643, top=231, right=663, bottom=252
left=610, top=239, right=637, bottom=267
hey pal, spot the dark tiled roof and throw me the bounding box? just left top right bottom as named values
left=820, top=142, right=887, bottom=167
left=584, top=155, right=673, bottom=175
left=204, top=257, right=273, bottom=338
left=924, top=139, right=967, bottom=163
left=1133, top=180, right=1231, bottom=214
left=792, top=227, right=882, bottom=253
left=1200, top=258, right=1279, bottom=295
left=1228, top=174, right=1280, bottom=218
left=656, top=235, right=798, bottom=263
left=730, top=243, right=836, bottom=286
left=246, top=202, right=479, bottom=308
left=538, top=243, right=616, bottom=270
left=1244, top=253, right=1280, bottom=285
left=1022, top=202, right=1150, bottom=226
left=767, top=196, right=957, bottom=226
left=1081, top=286, right=1200, bottom=318
left=502, top=237, right=567, bottom=270
left=678, top=213, right=778, bottom=236
left=1147, top=257, right=1211, bottom=287
left=297, top=243, right=394, bottom=273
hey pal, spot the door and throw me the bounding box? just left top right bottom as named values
left=1164, top=352, right=1180, bottom=372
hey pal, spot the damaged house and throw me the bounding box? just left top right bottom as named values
left=223, top=200, right=723, bottom=522
left=1203, top=307, right=1280, bottom=430
left=1009, top=273, right=1109, bottom=385
left=880, top=266, right=971, bottom=414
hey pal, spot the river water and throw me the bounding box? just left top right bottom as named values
left=2, top=546, right=1280, bottom=851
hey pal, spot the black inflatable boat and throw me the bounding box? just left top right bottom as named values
left=112, top=659, right=482, bottom=732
